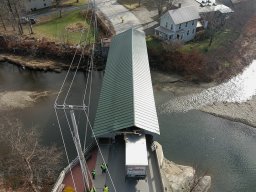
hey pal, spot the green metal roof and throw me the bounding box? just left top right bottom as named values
left=93, top=28, right=160, bottom=137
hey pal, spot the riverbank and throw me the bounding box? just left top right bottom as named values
left=154, top=141, right=211, bottom=192
left=152, top=68, right=256, bottom=128
left=0, top=91, right=51, bottom=110
left=0, top=54, right=70, bottom=72
left=201, top=96, right=256, bottom=128
left=0, top=53, right=96, bottom=72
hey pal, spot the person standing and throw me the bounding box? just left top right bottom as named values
left=103, top=185, right=109, bottom=192
left=100, top=163, right=107, bottom=174
left=92, top=169, right=96, bottom=179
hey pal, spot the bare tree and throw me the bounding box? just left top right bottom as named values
left=189, top=166, right=210, bottom=192
left=0, top=1, right=16, bottom=31
left=156, top=0, right=178, bottom=16
left=202, top=11, right=229, bottom=47
left=157, top=0, right=165, bottom=16
left=0, top=0, right=26, bottom=34
left=0, top=119, right=63, bottom=192
left=55, top=0, right=63, bottom=18
left=0, top=3, right=7, bottom=31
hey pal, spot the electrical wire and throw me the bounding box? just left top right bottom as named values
left=54, top=109, right=78, bottom=192
left=63, top=9, right=94, bottom=105
left=54, top=0, right=119, bottom=191
left=83, top=110, right=117, bottom=192
left=63, top=109, right=89, bottom=191
left=54, top=32, right=83, bottom=105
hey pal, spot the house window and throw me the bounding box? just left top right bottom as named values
left=192, top=20, right=194, bottom=25
left=171, top=24, right=173, bottom=30
left=166, top=22, right=168, bottom=28
left=169, top=35, right=173, bottom=40
left=177, top=34, right=180, bottom=39
left=185, top=22, right=188, bottom=27
left=187, top=30, right=189, bottom=36
left=192, top=29, right=195, bottom=33
left=179, top=24, right=181, bottom=29
left=181, top=35, right=183, bottom=40
left=44, top=3, right=46, bottom=6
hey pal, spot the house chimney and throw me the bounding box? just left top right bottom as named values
left=178, top=3, right=181, bottom=8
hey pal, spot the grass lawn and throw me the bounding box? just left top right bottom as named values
left=181, top=29, right=240, bottom=53
left=146, top=35, right=163, bottom=52
left=33, top=10, right=94, bottom=44
left=62, top=0, right=88, bottom=6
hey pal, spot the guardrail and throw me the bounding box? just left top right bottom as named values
left=152, top=141, right=166, bottom=192
left=52, top=141, right=96, bottom=192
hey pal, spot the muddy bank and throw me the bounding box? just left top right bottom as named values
left=0, top=53, right=95, bottom=72
left=0, top=54, right=70, bottom=72
left=200, top=96, right=256, bottom=128
left=0, top=35, right=106, bottom=71
left=152, top=69, right=256, bottom=128
left=0, top=91, right=51, bottom=110
left=152, top=70, right=215, bottom=96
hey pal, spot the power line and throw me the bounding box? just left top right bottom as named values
left=53, top=0, right=117, bottom=191
left=83, top=110, right=117, bottom=192
left=54, top=109, right=78, bottom=192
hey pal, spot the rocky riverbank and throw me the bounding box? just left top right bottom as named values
left=154, top=141, right=211, bottom=192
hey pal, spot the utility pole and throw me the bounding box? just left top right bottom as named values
left=70, top=109, right=90, bottom=191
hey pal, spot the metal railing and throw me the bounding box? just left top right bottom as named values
left=52, top=141, right=97, bottom=192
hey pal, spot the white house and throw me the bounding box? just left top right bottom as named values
left=155, top=6, right=200, bottom=42
left=24, top=0, right=53, bottom=12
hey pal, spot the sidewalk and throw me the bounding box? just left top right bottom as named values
left=95, top=0, right=142, bottom=34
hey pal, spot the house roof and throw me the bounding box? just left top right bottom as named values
left=213, top=4, right=233, bottom=13
left=93, top=28, right=160, bottom=137
left=166, top=6, right=200, bottom=25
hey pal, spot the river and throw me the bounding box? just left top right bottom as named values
left=1, top=62, right=256, bottom=192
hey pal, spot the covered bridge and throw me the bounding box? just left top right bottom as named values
left=93, top=28, right=160, bottom=137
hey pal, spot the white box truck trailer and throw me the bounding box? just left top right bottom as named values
left=125, top=134, right=148, bottom=178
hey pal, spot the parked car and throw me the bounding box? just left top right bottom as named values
left=29, top=18, right=37, bottom=25
left=20, top=17, right=37, bottom=25
left=20, top=17, right=29, bottom=24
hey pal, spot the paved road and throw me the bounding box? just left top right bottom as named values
left=102, top=139, right=162, bottom=192
left=131, top=6, right=159, bottom=34
left=95, top=0, right=142, bottom=34
left=27, top=4, right=88, bottom=19
left=26, top=1, right=156, bottom=35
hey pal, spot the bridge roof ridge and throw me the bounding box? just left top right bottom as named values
left=93, top=28, right=160, bottom=137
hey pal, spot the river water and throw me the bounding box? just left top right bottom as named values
left=1, top=62, right=256, bottom=191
